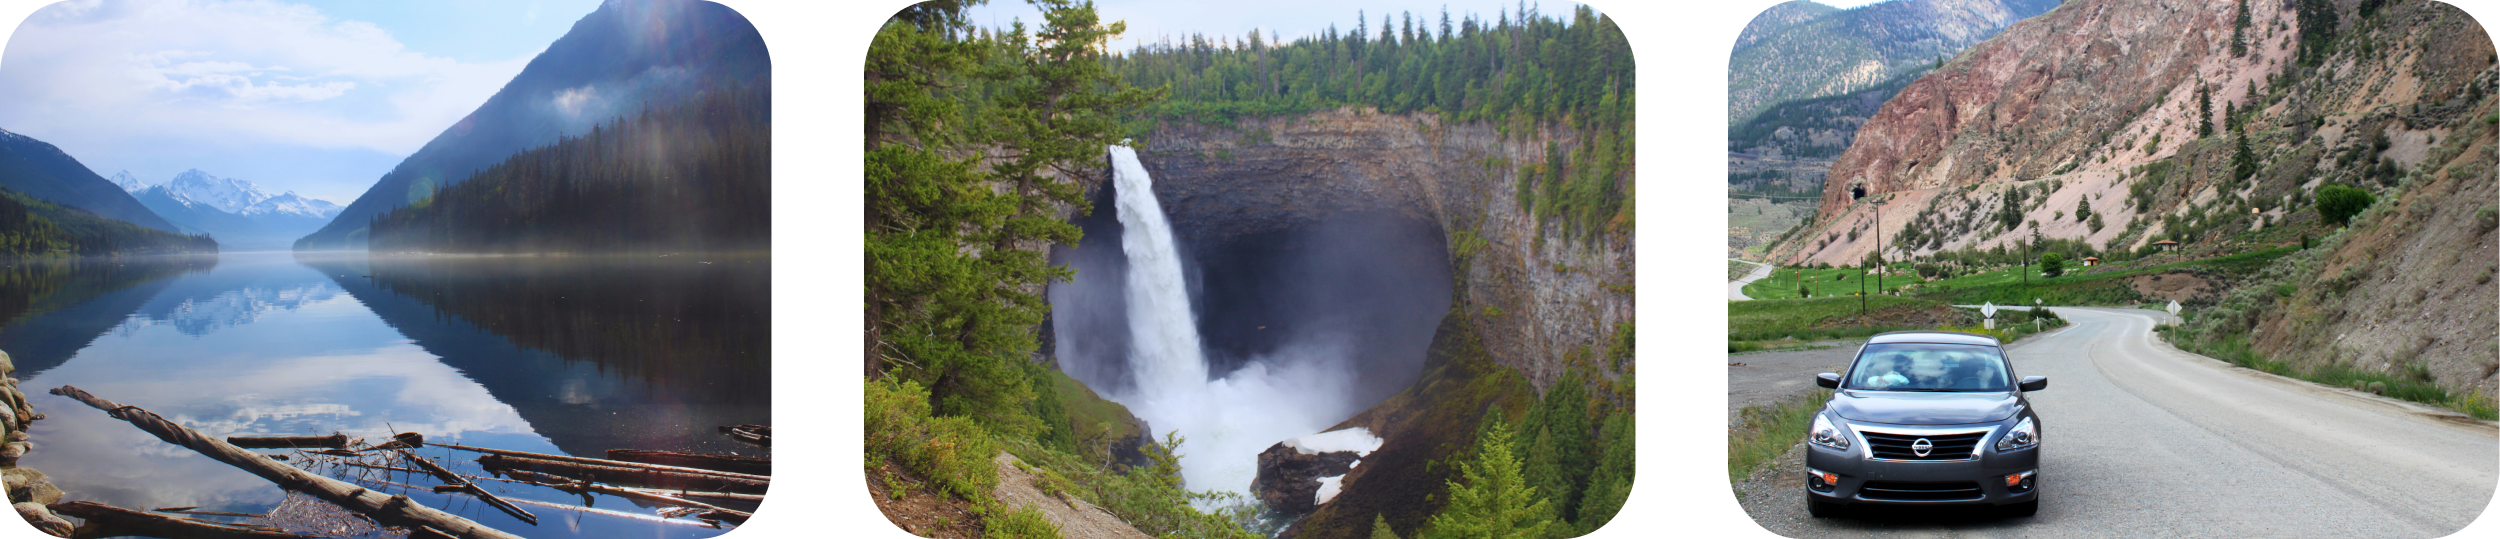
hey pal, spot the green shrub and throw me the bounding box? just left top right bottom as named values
left=866, top=378, right=1002, bottom=501
left=983, top=505, right=1064, bottom=539
left=2315, top=184, right=2376, bottom=226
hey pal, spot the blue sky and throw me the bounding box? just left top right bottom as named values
left=0, top=0, right=601, bottom=203
left=970, top=0, right=1609, bottom=53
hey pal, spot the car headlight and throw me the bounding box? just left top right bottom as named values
left=1809, top=413, right=1853, bottom=451
left=1995, top=416, right=2039, bottom=452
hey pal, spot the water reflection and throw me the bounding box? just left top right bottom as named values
left=6, top=252, right=766, bottom=538
left=0, top=256, right=215, bottom=377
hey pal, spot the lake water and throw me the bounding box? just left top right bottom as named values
left=5, top=251, right=768, bottom=538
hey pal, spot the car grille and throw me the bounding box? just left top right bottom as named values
left=1862, top=431, right=1987, bottom=460
left=1858, top=481, right=1985, bottom=502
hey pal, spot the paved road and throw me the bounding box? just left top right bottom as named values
left=1742, top=307, right=2498, bottom=537
left=1732, top=258, right=1775, bottom=301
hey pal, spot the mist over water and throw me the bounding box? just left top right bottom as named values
left=1105, top=144, right=1360, bottom=504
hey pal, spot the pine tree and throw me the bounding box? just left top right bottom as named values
left=2197, top=82, right=2213, bottom=137
left=1574, top=413, right=1634, bottom=535
left=1372, top=514, right=1403, bottom=539
left=1424, top=416, right=1558, bottom=539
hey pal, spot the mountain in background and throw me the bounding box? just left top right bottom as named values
left=294, top=0, right=768, bottom=251
left=1729, top=0, right=2061, bottom=127
left=120, top=169, right=340, bottom=251
left=163, top=169, right=271, bottom=214
left=0, top=129, right=180, bottom=233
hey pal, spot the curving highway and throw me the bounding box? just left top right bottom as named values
left=1732, top=259, right=1775, bottom=301
left=1743, top=307, right=2497, bottom=537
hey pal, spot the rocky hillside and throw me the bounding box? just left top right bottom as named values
left=1773, top=0, right=2495, bottom=400
left=1779, top=0, right=2493, bottom=265
left=1728, top=0, right=2061, bottom=126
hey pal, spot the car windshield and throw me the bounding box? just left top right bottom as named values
left=1844, top=342, right=2012, bottom=392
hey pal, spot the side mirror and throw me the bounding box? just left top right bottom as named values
left=2019, top=376, right=2048, bottom=392
left=1816, top=373, right=1841, bottom=389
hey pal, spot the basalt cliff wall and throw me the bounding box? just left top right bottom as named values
left=1132, top=108, right=1635, bottom=393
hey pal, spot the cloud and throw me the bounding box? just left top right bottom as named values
left=0, top=0, right=538, bottom=155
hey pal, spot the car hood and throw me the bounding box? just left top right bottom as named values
left=1830, top=390, right=2021, bottom=425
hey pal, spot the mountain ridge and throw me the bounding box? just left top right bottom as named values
left=0, top=129, right=180, bottom=232
left=294, top=0, right=768, bottom=251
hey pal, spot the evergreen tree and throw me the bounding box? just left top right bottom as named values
left=1372, top=514, right=1403, bottom=539
left=2233, top=130, right=2259, bottom=181
left=1574, top=413, right=1634, bottom=535
left=2197, top=82, right=2213, bottom=137
left=1424, top=416, right=1558, bottom=539
left=2232, top=0, right=2250, bottom=57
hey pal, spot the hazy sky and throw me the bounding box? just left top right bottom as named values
left=0, top=0, right=602, bottom=204
left=969, top=0, right=1610, bottom=53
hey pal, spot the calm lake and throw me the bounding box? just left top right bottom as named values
left=4, top=251, right=768, bottom=538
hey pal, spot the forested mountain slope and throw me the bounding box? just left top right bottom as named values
left=296, top=0, right=767, bottom=251
left=0, top=129, right=178, bottom=233
left=365, top=84, right=767, bottom=254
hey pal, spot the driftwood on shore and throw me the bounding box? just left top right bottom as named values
left=224, top=434, right=348, bottom=449
left=717, top=425, right=769, bottom=447
left=477, top=454, right=768, bottom=495
left=49, top=501, right=319, bottom=539
left=474, top=470, right=752, bottom=524
left=605, top=449, right=770, bottom=476
left=433, top=443, right=768, bottom=482
left=47, top=385, right=525, bottom=539
left=395, top=449, right=536, bottom=525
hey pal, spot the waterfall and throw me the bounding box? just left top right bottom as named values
left=1104, top=145, right=1358, bottom=502
left=1110, top=145, right=1209, bottom=403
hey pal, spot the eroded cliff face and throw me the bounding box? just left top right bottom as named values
left=1133, top=107, right=1635, bottom=393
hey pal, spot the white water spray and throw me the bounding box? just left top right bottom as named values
left=1105, top=146, right=1361, bottom=500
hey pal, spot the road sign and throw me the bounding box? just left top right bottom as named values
left=1984, top=318, right=1996, bottom=330
left=1982, top=302, right=1998, bottom=318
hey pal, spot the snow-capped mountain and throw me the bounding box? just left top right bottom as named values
left=119, top=169, right=344, bottom=251
left=242, top=192, right=343, bottom=220
left=166, top=169, right=273, bottom=213
left=109, top=170, right=148, bottom=192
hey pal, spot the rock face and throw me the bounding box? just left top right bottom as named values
left=1135, top=107, right=1634, bottom=393
left=1782, top=0, right=2497, bottom=266
left=1250, top=444, right=1360, bottom=517
left=1729, top=0, right=2062, bottom=125
left=0, top=350, right=65, bottom=537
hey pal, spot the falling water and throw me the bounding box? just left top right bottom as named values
left=1105, top=145, right=1360, bottom=501
left=1111, top=145, right=1210, bottom=403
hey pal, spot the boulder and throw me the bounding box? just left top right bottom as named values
left=15, top=502, right=68, bottom=538
left=1251, top=443, right=1360, bottom=516
left=5, top=468, right=59, bottom=505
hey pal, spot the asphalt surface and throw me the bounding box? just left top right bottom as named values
left=1733, top=259, right=1775, bottom=300
left=1738, top=307, right=2498, bottom=537
left=1728, top=341, right=1863, bottom=426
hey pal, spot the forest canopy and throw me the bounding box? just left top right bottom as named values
left=364, top=83, right=769, bottom=254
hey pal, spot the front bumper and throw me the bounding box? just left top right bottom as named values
left=1804, top=424, right=2040, bottom=507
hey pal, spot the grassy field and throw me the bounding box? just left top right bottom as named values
left=1740, top=266, right=1933, bottom=299
left=1730, top=295, right=2068, bottom=347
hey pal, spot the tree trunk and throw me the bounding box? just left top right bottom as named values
left=224, top=434, right=347, bottom=449
left=604, top=449, right=770, bottom=476
left=431, top=443, right=768, bottom=482
left=48, top=502, right=319, bottom=539
left=45, top=386, right=523, bottom=539
left=477, top=454, right=769, bottom=495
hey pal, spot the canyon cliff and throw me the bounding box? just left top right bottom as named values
left=1134, top=108, right=1634, bottom=394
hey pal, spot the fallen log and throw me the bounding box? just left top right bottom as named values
left=49, top=501, right=319, bottom=539
left=477, top=454, right=768, bottom=495
left=717, top=425, right=769, bottom=447
left=489, top=469, right=760, bottom=513
left=604, top=449, right=770, bottom=476
left=395, top=449, right=536, bottom=525
left=226, top=434, right=348, bottom=449
left=47, top=385, right=524, bottom=539
left=432, top=443, right=767, bottom=483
